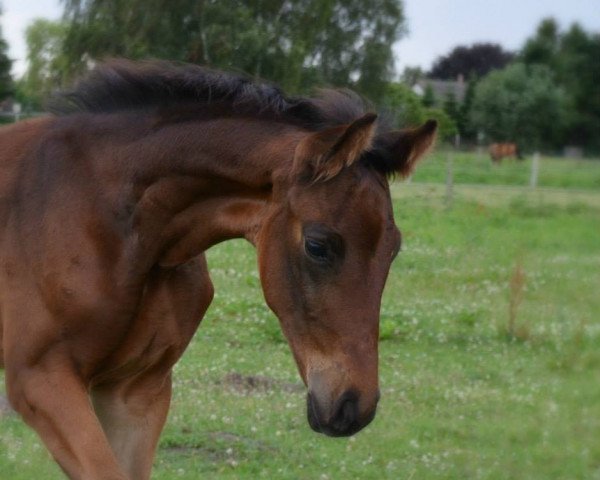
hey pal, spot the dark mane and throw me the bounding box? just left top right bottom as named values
left=48, top=59, right=372, bottom=131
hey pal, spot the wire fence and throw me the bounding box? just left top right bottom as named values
left=408, top=148, right=600, bottom=193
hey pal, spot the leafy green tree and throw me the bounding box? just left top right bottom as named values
left=400, top=66, right=424, bottom=86
left=556, top=24, right=600, bottom=149
left=0, top=4, right=13, bottom=100
left=458, top=76, right=477, bottom=141
left=382, top=82, right=426, bottom=128
left=381, top=83, right=456, bottom=141
left=470, top=63, right=566, bottom=151
left=421, top=84, right=435, bottom=107
left=21, top=19, right=69, bottom=109
left=521, top=18, right=600, bottom=151
left=424, top=107, right=456, bottom=142
left=521, top=18, right=560, bottom=69
left=60, top=0, right=406, bottom=101
left=442, top=91, right=459, bottom=127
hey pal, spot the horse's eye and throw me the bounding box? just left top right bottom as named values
left=305, top=238, right=329, bottom=261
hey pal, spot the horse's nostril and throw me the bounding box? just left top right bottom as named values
left=306, top=392, right=323, bottom=433
left=330, top=391, right=359, bottom=433
left=306, top=389, right=376, bottom=437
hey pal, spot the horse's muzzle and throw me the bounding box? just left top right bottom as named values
left=306, top=390, right=378, bottom=437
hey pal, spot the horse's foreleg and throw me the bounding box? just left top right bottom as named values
left=5, top=357, right=127, bottom=479
left=91, top=256, right=214, bottom=479
left=92, top=372, right=172, bottom=480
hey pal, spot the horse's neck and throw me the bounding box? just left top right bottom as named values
left=123, top=117, right=300, bottom=266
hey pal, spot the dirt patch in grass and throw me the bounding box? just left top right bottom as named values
left=219, top=372, right=303, bottom=395
left=0, top=395, right=14, bottom=418
left=162, top=431, right=276, bottom=461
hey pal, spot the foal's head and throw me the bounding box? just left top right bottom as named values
left=256, top=114, right=437, bottom=436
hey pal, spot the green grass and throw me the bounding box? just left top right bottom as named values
left=412, top=150, right=600, bottom=190
left=1, top=183, right=600, bottom=479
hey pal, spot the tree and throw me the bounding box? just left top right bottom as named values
left=428, top=43, right=514, bottom=80
left=59, top=0, right=407, bottom=101
left=442, top=91, right=459, bottom=127
left=470, top=63, right=566, bottom=151
left=421, top=84, right=435, bottom=107
left=382, top=83, right=456, bottom=141
left=521, top=18, right=600, bottom=152
left=521, top=18, right=560, bottom=68
left=458, top=76, right=477, bottom=140
left=556, top=24, right=600, bottom=149
left=382, top=82, right=426, bottom=128
left=424, top=107, right=456, bottom=142
left=21, top=19, right=69, bottom=109
left=0, top=4, right=13, bottom=100
left=400, top=66, right=424, bottom=86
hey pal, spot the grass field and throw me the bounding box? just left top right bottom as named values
left=1, top=161, right=600, bottom=479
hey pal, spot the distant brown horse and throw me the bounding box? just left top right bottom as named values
left=489, top=143, right=522, bottom=163
left=0, top=60, right=436, bottom=479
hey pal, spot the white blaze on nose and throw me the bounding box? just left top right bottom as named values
left=305, top=349, right=350, bottom=413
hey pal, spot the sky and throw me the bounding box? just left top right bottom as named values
left=1, top=0, right=600, bottom=77
left=2, top=0, right=61, bottom=76
left=395, top=0, right=600, bottom=74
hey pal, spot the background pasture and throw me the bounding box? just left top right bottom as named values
left=1, top=151, right=599, bottom=479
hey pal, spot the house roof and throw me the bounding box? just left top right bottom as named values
left=413, top=78, right=467, bottom=103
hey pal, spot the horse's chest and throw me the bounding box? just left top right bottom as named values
left=90, top=262, right=212, bottom=385
left=90, top=304, right=193, bottom=385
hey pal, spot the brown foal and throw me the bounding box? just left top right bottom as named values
left=0, top=60, right=436, bottom=479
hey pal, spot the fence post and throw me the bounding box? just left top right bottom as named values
left=13, top=103, right=21, bottom=123
left=530, top=152, right=540, bottom=189
left=445, top=151, right=453, bottom=209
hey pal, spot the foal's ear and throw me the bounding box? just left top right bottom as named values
left=378, top=119, right=438, bottom=177
left=293, top=113, right=378, bottom=182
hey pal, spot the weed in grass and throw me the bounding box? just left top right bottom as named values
left=0, top=394, right=14, bottom=418
left=565, top=201, right=592, bottom=215
left=509, top=195, right=558, bottom=218
left=504, top=260, right=532, bottom=342
left=262, top=317, right=286, bottom=344
left=456, top=309, right=480, bottom=328
left=379, top=317, right=397, bottom=341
